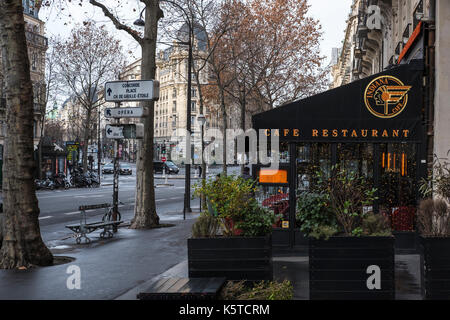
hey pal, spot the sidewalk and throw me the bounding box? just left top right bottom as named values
left=0, top=213, right=198, bottom=300
left=0, top=214, right=422, bottom=299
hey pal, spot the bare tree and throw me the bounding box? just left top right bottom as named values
left=0, top=0, right=53, bottom=269
left=36, top=37, right=60, bottom=179
left=54, top=21, right=125, bottom=173
left=90, top=0, right=163, bottom=228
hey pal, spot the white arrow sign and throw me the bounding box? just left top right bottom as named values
left=104, top=80, right=159, bottom=102
left=104, top=107, right=144, bottom=118
left=105, top=125, right=124, bottom=139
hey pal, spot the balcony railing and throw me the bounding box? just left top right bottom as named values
left=25, top=31, right=48, bottom=48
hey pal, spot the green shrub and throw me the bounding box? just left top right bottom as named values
left=361, top=212, right=391, bottom=236
left=221, top=280, right=293, bottom=300
left=296, top=192, right=336, bottom=235
left=194, top=175, right=274, bottom=236
left=236, top=201, right=279, bottom=237
left=309, top=225, right=338, bottom=240
left=191, top=213, right=220, bottom=238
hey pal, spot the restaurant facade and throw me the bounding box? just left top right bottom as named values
left=252, top=60, right=426, bottom=251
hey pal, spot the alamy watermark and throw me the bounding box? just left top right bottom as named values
left=168, top=128, right=281, bottom=171
left=66, top=265, right=81, bottom=290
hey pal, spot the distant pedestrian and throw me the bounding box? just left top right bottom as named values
left=241, top=167, right=252, bottom=181
left=198, top=165, right=202, bottom=177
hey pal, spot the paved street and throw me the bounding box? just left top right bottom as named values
left=0, top=163, right=241, bottom=229
left=0, top=163, right=244, bottom=300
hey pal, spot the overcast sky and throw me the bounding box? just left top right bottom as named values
left=40, top=0, right=353, bottom=66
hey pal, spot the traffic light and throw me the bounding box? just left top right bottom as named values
left=161, top=145, right=166, bottom=154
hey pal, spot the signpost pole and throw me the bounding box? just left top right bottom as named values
left=98, top=108, right=102, bottom=185
left=112, top=102, right=120, bottom=232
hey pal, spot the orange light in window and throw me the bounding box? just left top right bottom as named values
left=382, top=152, right=385, bottom=168
left=387, top=153, right=391, bottom=170
left=259, top=169, right=288, bottom=184
left=401, top=153, right=405, bottom=176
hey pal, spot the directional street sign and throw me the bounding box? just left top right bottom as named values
left=105, top=124, right=144, bottom=139
left=104, top=80, right=160, bottom=102
left=105, top=125, right=124, bottom=139
left=104, top=107, right=144, bottom=118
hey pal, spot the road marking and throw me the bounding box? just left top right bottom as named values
left=38, top=216, right=52, bottom=220
left=74, top=195, right=104, bottom=198
left=64, top=211, right=79, bottom=215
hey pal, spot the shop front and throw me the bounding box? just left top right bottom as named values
left=252, top=60, right=426, bottom=252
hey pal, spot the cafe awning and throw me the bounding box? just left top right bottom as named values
left=252, top=60, right=424, bottom=143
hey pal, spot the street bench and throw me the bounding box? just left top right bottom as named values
left=65, top=203, right=123, bottom=244
left=137, top=277, right=226, bottom=300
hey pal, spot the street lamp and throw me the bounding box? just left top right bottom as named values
left=197, top=114, right=206, bottom=127
left=133, top=8, right=146, bottom=27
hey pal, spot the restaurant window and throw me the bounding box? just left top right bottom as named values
left=378, top=143, right=417, bottom=220
left=337, top=143, right=374, bottom=180
left=296, top=143, right=331, bottom=192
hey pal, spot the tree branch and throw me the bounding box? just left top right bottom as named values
left=89, top=0, right=143, bottom=45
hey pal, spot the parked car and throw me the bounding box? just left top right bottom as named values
left=119, top=163, right=132, bottom=175
left=102, top=163, right=114, bottom=174
left=153, top=160, right=179, bottom=174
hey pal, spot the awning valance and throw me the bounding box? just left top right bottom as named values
left=252, top=60, right=424, bottom=143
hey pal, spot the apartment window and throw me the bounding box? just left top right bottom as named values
left=172, top=101, right=177, bottom=113
left=31, top=52, right=37, bottom=71
left=191, top=101, right=196, bottom=112
left=191, top=88, right=197, bottom=97
left=172, top=88, right=177, bottom=98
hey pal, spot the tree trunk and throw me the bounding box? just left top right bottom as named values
left=240, top=92, right=245, bottom=175
left=82, top=108, right=92, bottom=173
left=0, top=0, right=53, bottom=268
left=220, top=87, right=227, bottom=176
left=130, top=2, right=162, bottom=229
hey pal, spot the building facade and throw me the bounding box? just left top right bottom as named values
left=112, top=37, right=220, bottom=162
left=330, top=0, right=450, bottom=173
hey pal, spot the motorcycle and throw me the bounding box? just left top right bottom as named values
left=87, top=170, right=100, bottom=188
left=36, top=177, right=55, bottom=190
left=53, top=173, right=70, bottom=189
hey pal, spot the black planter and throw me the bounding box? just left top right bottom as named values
left=188, top=236, right=272, bottom=281
left=420, top=236, right=450, bottom=300
left=393, top=231, right=417, bottom=253
left=309, top=236, right=395, bottom=300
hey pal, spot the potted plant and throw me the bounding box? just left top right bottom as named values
left=303, top=165, right=395, bottom=300
left=417, top=156, right=450, bottom=299
left=188, top=175, right=278, bottom=281
left=389, top=206, right=417, bottom=252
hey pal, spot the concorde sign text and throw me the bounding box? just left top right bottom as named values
left=104, top=80, right=160, bottom=102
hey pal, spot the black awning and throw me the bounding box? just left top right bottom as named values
left=252, top=60, right=424, bottom=143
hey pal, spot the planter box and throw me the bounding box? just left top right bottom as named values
left=393, top=231, right=417, bottom=253
left=420, top=236, right=450, bottom=300
left=309, top=236, right=395, bottom=300
left=188, top=236, right=273, bottom=281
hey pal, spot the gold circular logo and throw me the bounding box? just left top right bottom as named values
left=364, top=75, right=411, bottom=119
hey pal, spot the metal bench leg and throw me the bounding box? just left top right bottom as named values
left=100, top=225, right=114, bottom=239
left=76, top=232, right=91, bottom=244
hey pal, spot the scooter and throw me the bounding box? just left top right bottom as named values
left=37, top=177, right=55, bottom=190
left=53, top=173, right=69, bottom=189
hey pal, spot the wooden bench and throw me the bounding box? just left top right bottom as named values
left=65, top=203, right=123, bottom=244
left=137, top=277, right=226, bottom=300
